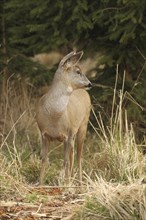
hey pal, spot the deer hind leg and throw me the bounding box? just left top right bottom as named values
left=64, top=136, right=75, bottom=181
left=39, top=134, right=49, bottom=185
left=76, top=123, right=88, bottom=184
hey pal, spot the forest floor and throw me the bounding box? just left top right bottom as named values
left=0, top=185, right=85, bottom=220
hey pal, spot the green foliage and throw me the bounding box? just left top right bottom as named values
left=91, top=0, right=146, bottom=72
left=1, top=0, right=146, bottom=72
left=7, top=54, right=55, bottom=87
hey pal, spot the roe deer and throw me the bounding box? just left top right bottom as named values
left=36, top=51, right=92, bottom=185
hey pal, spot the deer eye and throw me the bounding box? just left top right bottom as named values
left=76, top=70, right=81, bottom=75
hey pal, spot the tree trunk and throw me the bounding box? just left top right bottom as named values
left=2, top=0, right=9, bottom=96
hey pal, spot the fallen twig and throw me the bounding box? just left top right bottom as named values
left=0, top=201, right=38, bottom=208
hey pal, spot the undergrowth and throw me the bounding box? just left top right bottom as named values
left=0, top=72, right=146, bottom=219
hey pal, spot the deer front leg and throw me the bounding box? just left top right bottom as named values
left=39, top=134, right=49, bottom=185
left=64, top=139, right=70, bottom=181
left=64, top=136, right=75, bottom=181
left=69, top=136, right=75, bottom=177
left=77, top=142, right=83, bottom=184
left=77, top=125, right=87, bottom=184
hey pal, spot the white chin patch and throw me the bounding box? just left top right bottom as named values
left=85, top=87, right=90, bottom=90
left=67, top=86, right=73, bottom=93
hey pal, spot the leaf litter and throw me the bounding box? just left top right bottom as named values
left=0, top=185, right=85, bottom=220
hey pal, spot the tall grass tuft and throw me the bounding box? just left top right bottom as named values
left=78, top=176, right=146, bottom=220
left=88, top=70, right=145, bottom=182
left=0, top=76, right=39, bottom=198
left=78, top=69, right=146, bottom=219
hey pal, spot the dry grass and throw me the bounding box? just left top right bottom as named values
left=86, top=107, right=145, bottom=183
left=79, top=108, right=146, bottom=219
left=0, top=76, right=36, bottom=139
left=0, top=76, right=38, bottom=199
left=77, top=177, right=146, bottom=220
left=0, top=72, right=146, bottom=219
left=76, top=70, right=146, bottom=219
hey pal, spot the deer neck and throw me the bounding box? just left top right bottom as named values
left=44, top=81, right=72, bottom=117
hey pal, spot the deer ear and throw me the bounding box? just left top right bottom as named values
left=59, top=51, right=83, bottom=68
left=67, top=51, right=83, bottom=65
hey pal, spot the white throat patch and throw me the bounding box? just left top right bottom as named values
left=67, top=86, right=73, bottom=94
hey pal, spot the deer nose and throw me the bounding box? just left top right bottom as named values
left=88, top=82, right=92, bottom=88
